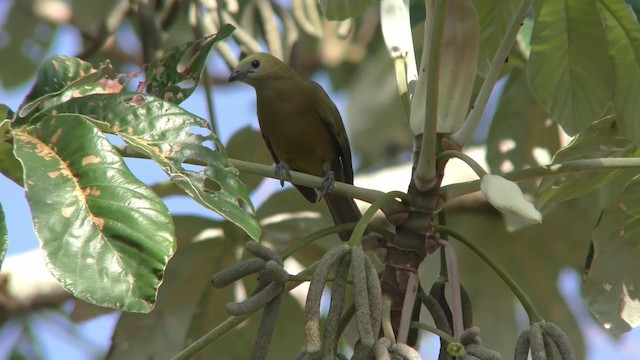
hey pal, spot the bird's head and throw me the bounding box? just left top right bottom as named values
left=228, top=53, right=295, bottom=86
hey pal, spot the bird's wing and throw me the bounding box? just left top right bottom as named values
left=309, top=81, right=354, bottom=184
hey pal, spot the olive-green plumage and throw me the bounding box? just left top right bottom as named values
left=229, top=53, right=361, bottom=241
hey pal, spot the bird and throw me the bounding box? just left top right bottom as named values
left=228, top=52, right=361, bottom=241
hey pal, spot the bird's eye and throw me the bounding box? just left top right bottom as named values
left=251, top=60, right=260, bottom=69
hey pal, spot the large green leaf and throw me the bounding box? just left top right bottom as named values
left=225, top=126, right=272, bottom=194
left=17, top=56, right=116, bottom=121
left=347, top=46, right=413, bottom=168
left=599, top=0, right=640, bottom=145
left=33, top=93, right=260, bottom=240
left=0, top=203, right=7, bottom=271
left=585, top=177, right=640, bottom=335
left=0, top=3, right=57, bottom=88
left=185, top=268, right=306, bottom=359
left=110, top=235, right=234, bottom=359
left=143, top=24, right=235, bottom=104
left=450, top=203, right=589, bottom=359
left=486, top=69, right=560, bottom=179
left=13, top=114, right=175, bottom=312
left=475, top=0, right=521, bottom=76
left=528, top=0, right=613, bottom=135
left=536, top=117, right=637, bottom=207
left=318, top=0, right=375, bottom=20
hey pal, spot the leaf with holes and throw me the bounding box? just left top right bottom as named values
left=34, top=93, right=260, bottom=240
left=528, top=0, right=612, bottom=135
left=17, top=56, right=119, bottom=121
left=12, top=114, right=175, bottom=312
left=585, top=176, right=640, bottom=335
left=143, top=24, right=235, bottom=104
left=536, top=117, right=637, bottom=207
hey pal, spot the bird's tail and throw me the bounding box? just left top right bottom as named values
left=324, top=193, right=362, bottom=241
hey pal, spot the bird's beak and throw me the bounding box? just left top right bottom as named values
left=228, top=70, right=246, bottom=82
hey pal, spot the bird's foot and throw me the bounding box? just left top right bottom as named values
left=317, top=166, right=335, bottom=200
left=274, top=163, right=291, bottom=187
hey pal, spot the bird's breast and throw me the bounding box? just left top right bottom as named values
left=255, top=87, right=337, bottom=177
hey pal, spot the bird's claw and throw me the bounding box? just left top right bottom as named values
left=317, top=169, right=335, bottom=200
left=275, top=163, right=291, bottom=187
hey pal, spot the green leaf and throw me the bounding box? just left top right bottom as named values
left=143, top=24, right=235, bottom=104
left=536, top=117, right=637, bottom=206
left=528, top=0, right=613, bottom=135
left=35, top=93, right=260, bottom=240
left=226, top=126, right=272, bottom=194
left=585, top=177, right=640, bottom=334
left=110, top=236, right=234, bottom=359
left=0, top=139, right=24, bottom=187
left=0, top=203, right=7, bottom=270
left=318, top=0, right=375, bottom=20
left=185, top=272, right=306, bottom=359
left=599, top=0, right=640, bottom=144
left=257, top=189, right=340, bottom=265
left=257, top=188, right=333, bottom=242
left=487, top=69, right=560, bottom=183
left=13, top=114, right=176, bottom=312
left=347, top=46, right=412, bottom=168
left=17, top=56, right=117, bottom=121
left=0, top=3, right=57, bottom=88
left=475, top=0, right=521, bottom=76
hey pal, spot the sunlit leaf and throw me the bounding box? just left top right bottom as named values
left=528, top=0, right=613, bottom=135
left=143, top=24, right=235, bottom=104
left=599, top=0, right=640, bottom=144
left=17, top=56, right=117, bottom=121
left=32, top=93, right=260, bottom=240
left=537, top=117, right=637, bottom=207
left=585, top=176, right=640, bottom=334
left=13, top=114, right=175, bottom=312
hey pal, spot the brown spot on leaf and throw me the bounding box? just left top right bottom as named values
left=48, top=171, right=61, bottom=178
left=93, top=216, right=105, bottom=229
left=50, top=128, right=63, bottom=145
left=82, top=155, right=101, bottom=166
left=61, top=206, right=76, bottom=218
